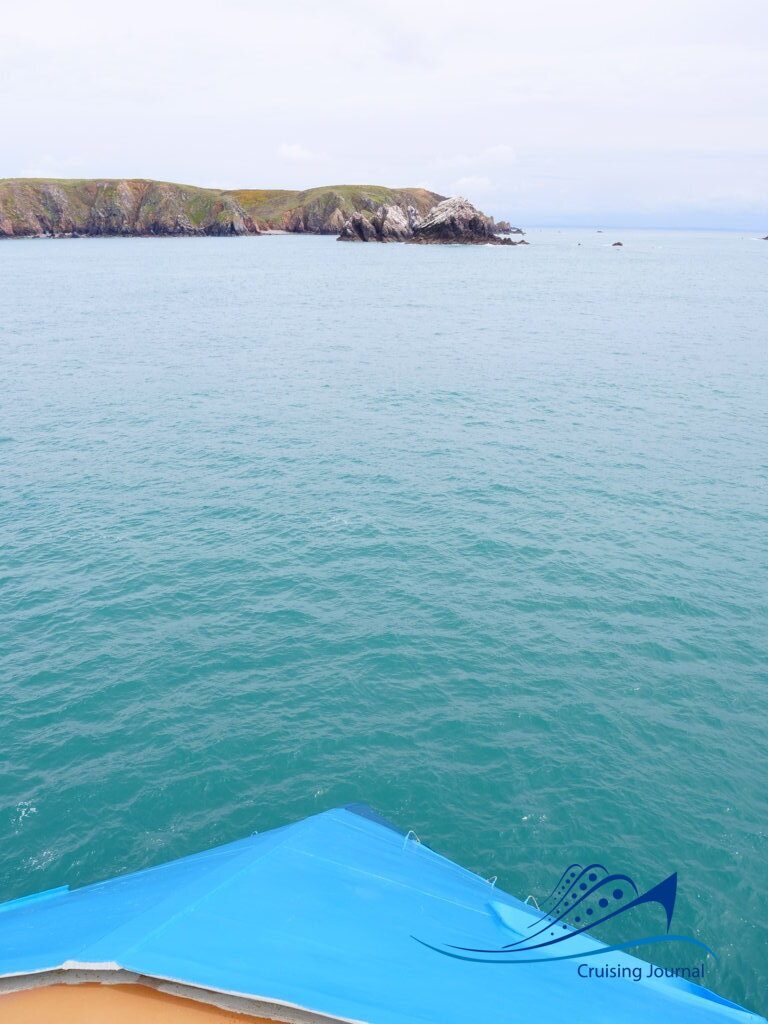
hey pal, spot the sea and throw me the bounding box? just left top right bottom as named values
left=1, top=229, right=766, bottom=1013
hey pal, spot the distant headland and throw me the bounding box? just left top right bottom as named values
left=0, top=179, right=524, bottom=243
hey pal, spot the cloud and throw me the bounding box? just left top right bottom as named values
left=483, top=145, right=518, bottom=164
left=21, top=153, right=82, bottom=178
left=278, top=143, right=325, bottom=163
left=1, top=0, right=766, bottom=225
left=451, top=175, right=493, bottom=195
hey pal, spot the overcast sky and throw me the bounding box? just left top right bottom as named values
left=2, top=0, right=766, bottom=227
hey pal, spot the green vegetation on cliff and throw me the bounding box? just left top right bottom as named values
left=233, top=185, right=441, bottom=234
left=0, top=179, right=443, bottom=238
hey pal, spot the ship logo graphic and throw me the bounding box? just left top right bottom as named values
left=415, top=861, right=717, bottom=964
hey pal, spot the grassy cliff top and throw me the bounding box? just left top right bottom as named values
left=230, top=184, right=441, bottom=221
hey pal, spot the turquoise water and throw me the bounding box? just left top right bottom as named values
left=1, top=230, right=766, bottom=1012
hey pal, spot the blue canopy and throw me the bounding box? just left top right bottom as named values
left=0, top=805, right=763, bottom=1023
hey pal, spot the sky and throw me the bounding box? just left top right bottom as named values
left=2, top=0, right=766, bottom=227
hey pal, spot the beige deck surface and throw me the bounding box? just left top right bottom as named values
left=0, top=983, right=280, bottom=1023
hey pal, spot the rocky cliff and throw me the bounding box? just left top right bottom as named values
left=413, top=197, right=514, bottom=244
left=234, top=186, right=439, bottom=235
left=0, top=179, right=443, bottom=238
left=338, top=196, right=526, bottom=245
left=338, top=204, right=422, bottom=242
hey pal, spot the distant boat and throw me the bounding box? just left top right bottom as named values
left=0, top=805, right=763, bottom=1023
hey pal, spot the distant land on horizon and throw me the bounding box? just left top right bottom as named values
left=2, top=178, right=762, bottom=237
left=0, top=178, right=445, bottom=238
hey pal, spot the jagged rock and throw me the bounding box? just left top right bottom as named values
left=612, top=241, right=623, bottom=246
left=337, top=211, right=379, bottom=241
left=491, top=220, right=525, bottom=235
left=406, top=205, right=422, bottom=231
left=338, top=196, right=527, bottom=246
left=338, top=204, right=416, bottom=242
left=410, top=197, right=516, bottom=245
left=285, top=194, right=350, bottom=234
left=373, top=204, right=412, bottom=241
left=281, top=191, right=438, bottom=235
